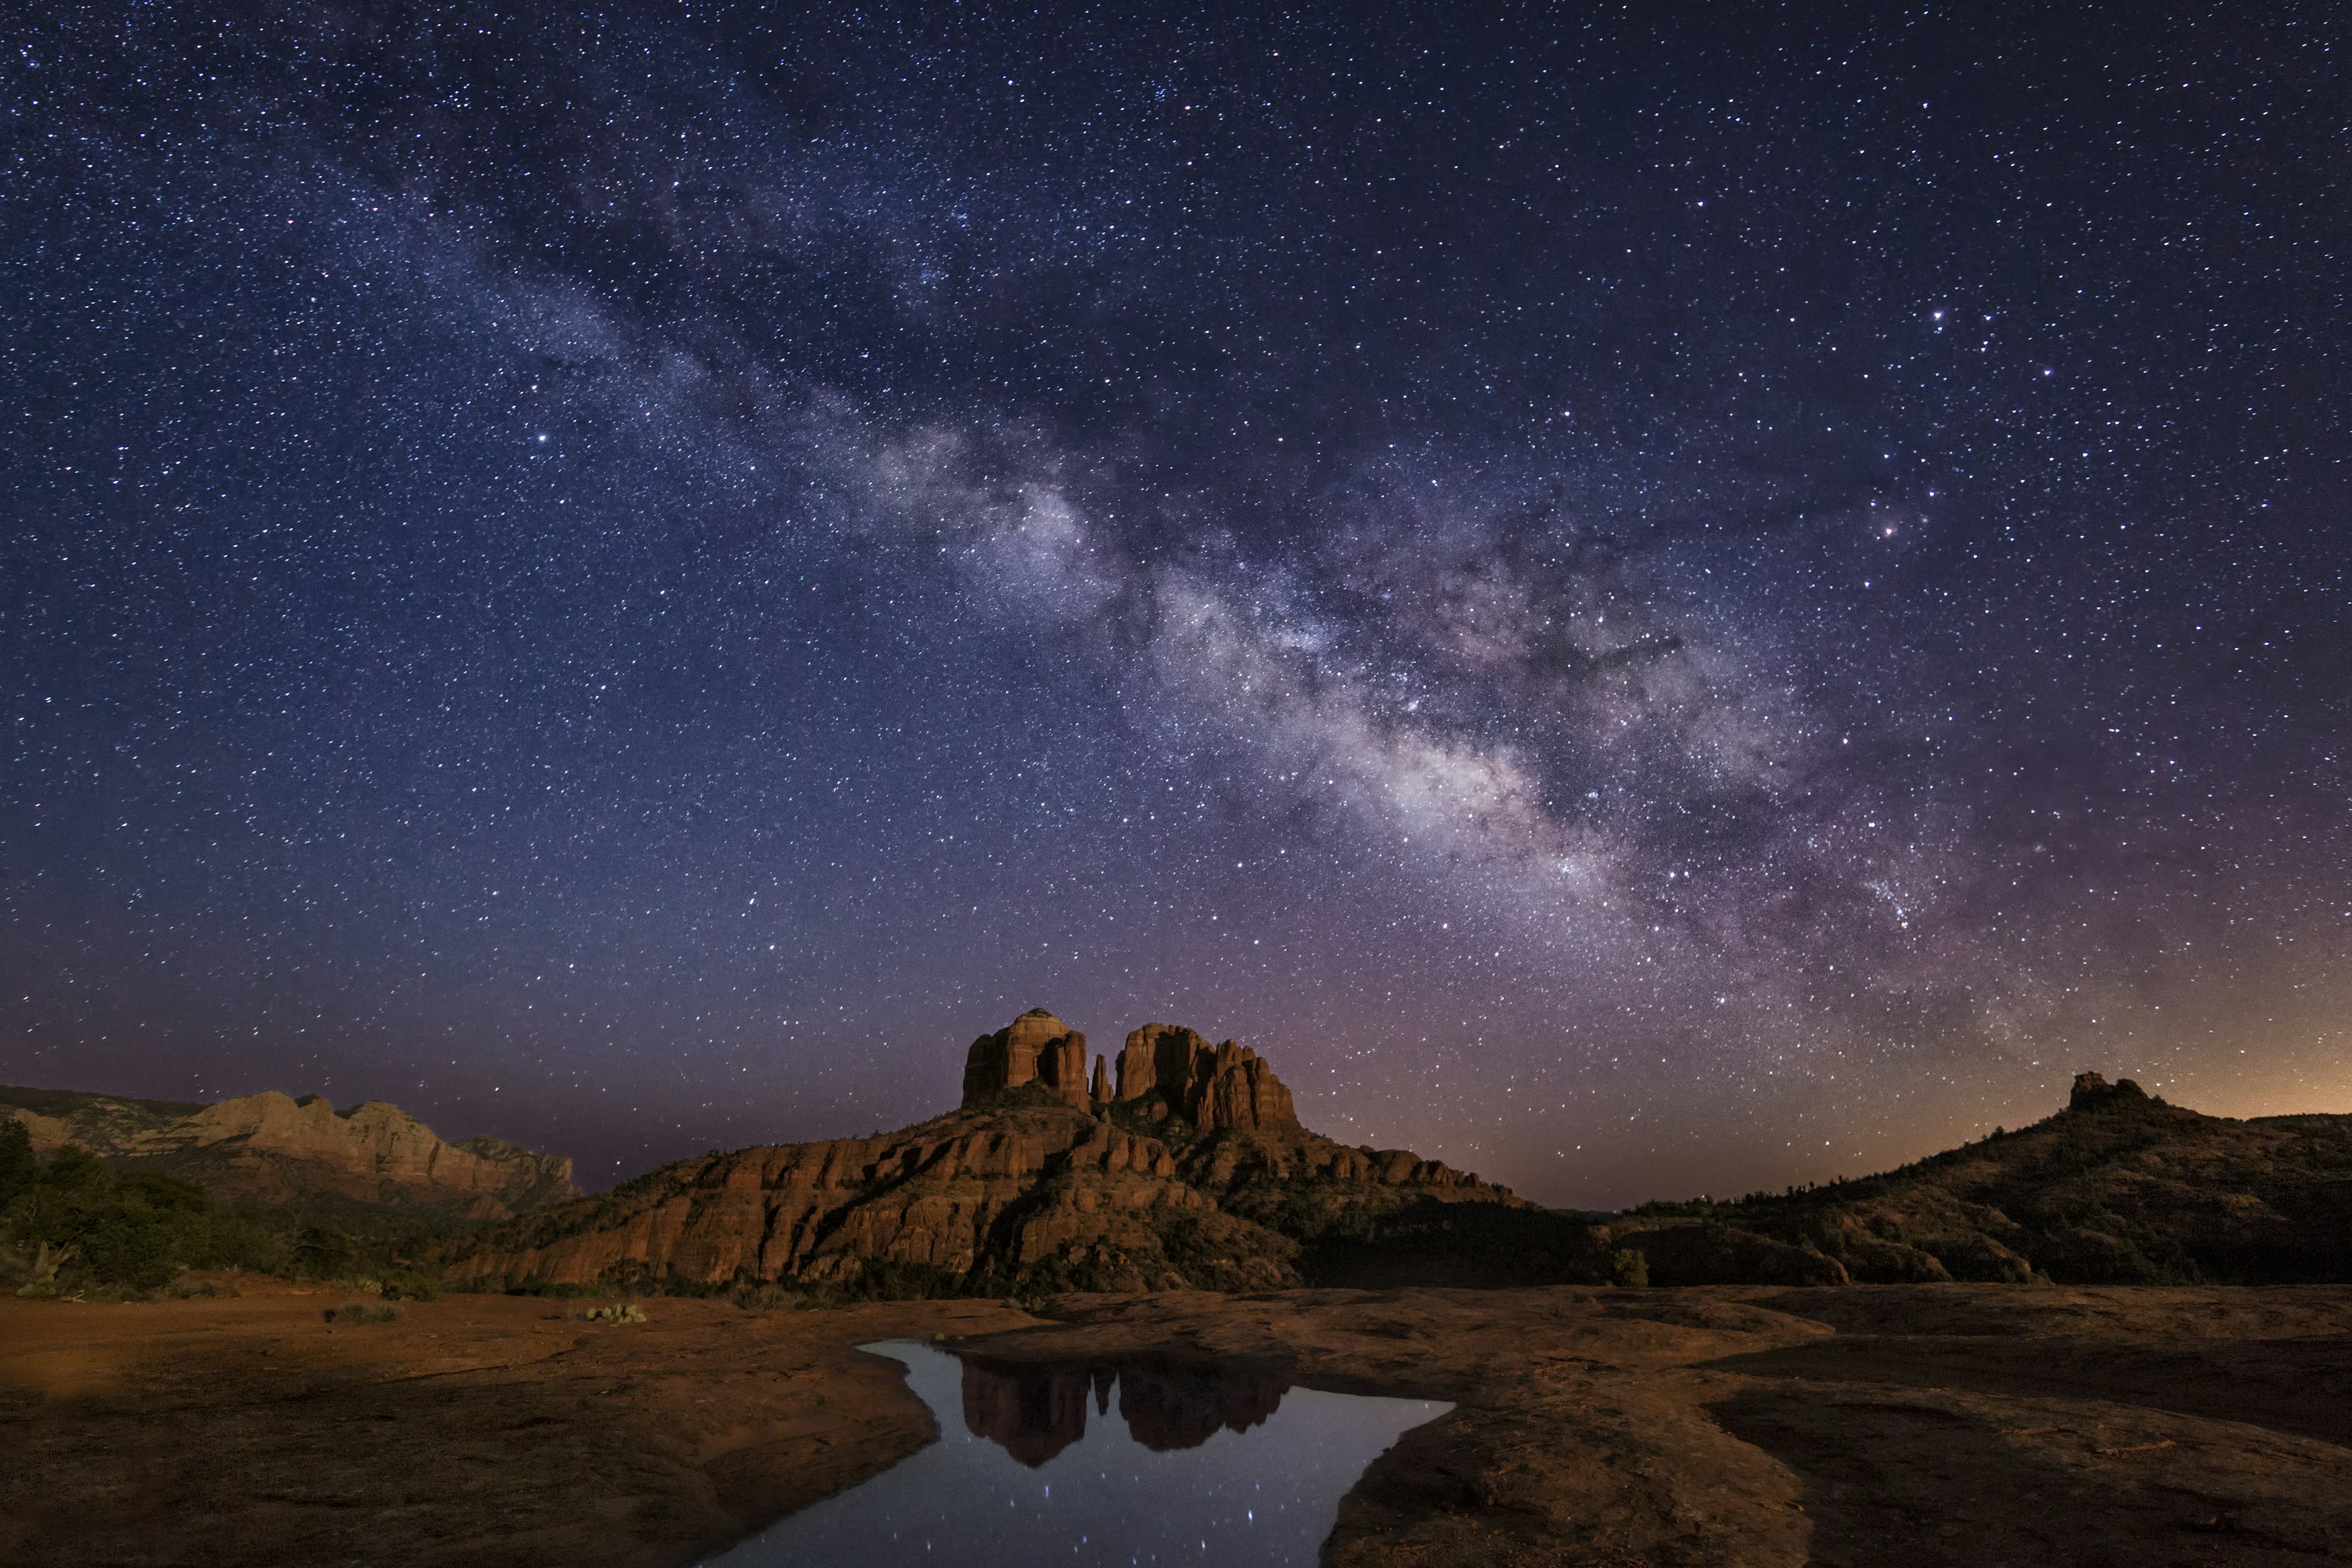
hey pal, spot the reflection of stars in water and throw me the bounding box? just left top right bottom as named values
left=704, top=1343, right=1448, bottom=1566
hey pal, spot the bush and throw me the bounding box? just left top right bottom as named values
left=728, top=1281, right=811, bottom=1312
left=1610, top=1248, right=1650, bottom=1288
left=0, top=1120, right=36, bottom=1207
left=7, top=1150, right=215, bottom=1292
left=581, top=1302, right=646, bottom=1324
left=380, top=1270, right=441, bottom=1301
left=326, top=1300, right=404, bottom=1324
left=293, top=1226, right=354, bottom=1280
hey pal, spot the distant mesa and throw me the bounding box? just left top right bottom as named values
left=0, top=1084, right=575, bottom=1219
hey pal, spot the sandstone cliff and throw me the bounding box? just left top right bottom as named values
left=452, top=1009, right=1516, bottom=1294
left=0, top=1084, right=576, bottom=1220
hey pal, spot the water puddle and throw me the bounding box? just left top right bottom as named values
left=703, top=1339, right=1451, bottom=1566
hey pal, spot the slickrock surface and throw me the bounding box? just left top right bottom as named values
left=979, top=1283, right=2352, bottom=1567
left=8, top=1281, right=2352, bottom=1566
left=0, top=1277, right=1008, bottom=1568
left=1, top=1085, right=575, bottom=1218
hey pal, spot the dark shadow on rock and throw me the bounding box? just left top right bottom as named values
left=1709, top=1383, right=2334, bottom=1567
left=1702, top=1330, right=2352, bottom=1450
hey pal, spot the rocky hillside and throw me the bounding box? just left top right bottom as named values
left=448, top=1009, right=1517, bottom=1294
left=1602, top=1072, right=2352, bottom=1286
left=0, top=1084, right=576, bottom=1221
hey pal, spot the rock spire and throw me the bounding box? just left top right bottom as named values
left=1117, top=1022, right=1298, bottom=1133
left=962, top=1008, right=1092, bottom=1109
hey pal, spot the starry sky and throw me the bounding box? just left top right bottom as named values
left=5, top=2, right=2348, bottom=1205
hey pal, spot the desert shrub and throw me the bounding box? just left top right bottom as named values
left=293, top=1225, right=354, bottom=1280
left=380, top=1270, right=440, bottom=1301
left=1838, top=1236, right=1955, bottom=1284
left=839, top=1259, right=966, bottom=1302
left=1294, top=1200, right=1610, bottom=1289
left=82, top=1204, right=193, bottom=1291
left=0, top=1119, right=36, bottom=1207
left=581, top=1302, right=646, bottom=1324
left=505, top=1279, right=602, bottom=1298
left=1610, top=1248, right=1650, bottom=1288
left=326, top=1300, right=404, bottom=1324
left=6, top=1148, right=217, bottom=1291
left=200, top=1208, right=291, bottom=1275
left=1615, top=1223, right=1849, bottom=1287
left=728, top=1281, right=810, bottom=1312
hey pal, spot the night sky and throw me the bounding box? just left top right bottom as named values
left=6, top=3, right=2347, bottom=1204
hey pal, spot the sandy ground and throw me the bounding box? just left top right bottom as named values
left=4, top=1278, right=2350, bottom=1566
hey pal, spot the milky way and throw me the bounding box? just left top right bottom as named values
left=5, top=4, right=2347, bottom=1201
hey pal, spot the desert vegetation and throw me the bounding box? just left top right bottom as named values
left=1, top=1119, right=444, bottom=1300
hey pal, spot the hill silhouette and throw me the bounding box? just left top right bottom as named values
left=1597, top=1073, right=2352, bottom=1287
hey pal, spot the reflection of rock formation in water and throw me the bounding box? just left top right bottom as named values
left=959, top=1358, right=1099, bottom=1467
left=1118, top=1360, right=1287, bottom=1450
left=959, top=1354, right=1288, bottom=1464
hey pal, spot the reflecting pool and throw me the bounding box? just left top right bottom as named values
left=703, top=1340, right=1450, bottom=1566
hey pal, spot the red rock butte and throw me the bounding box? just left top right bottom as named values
left=963, top=1011, right=1299, bottom=1134
left=453, top=1007, right=1515, bottom=1295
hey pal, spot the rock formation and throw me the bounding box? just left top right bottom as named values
left=962, top=1009, right=1093, bottom=1110
left=2068, top=1070, right=2149, bottom=1110
left=1115, top=1023, right=1298, bottom=1133
left=0, top=1084, right=575, bottom=1219
left=451, top=1008, right=1517, bottom=1294
left=1602, top=1066, right=2352, bottom=1287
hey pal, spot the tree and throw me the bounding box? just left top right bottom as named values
left=0, top=1119, right=34, bottom=1207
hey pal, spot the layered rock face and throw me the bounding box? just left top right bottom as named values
left=452, top=1008, right=1518, bottom=1294
left=962, top=1009, right=1093, bottom=1110
left=1, top=1085, right=575, bottom=1219
left=1115, top=1023, right=1299, bottom=1133
left=449, top=1099, right=1261, bottom=1292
